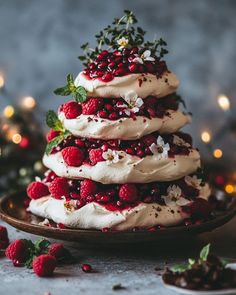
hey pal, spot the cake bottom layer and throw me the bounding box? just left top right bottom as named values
left=28, top=183, right=211, bottom=231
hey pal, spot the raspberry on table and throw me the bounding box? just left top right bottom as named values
left=48, top=243, right=70, bottom=261
left=27, top=182, right=50, bottom=200
left=62, top=101, right=82, bottom=119
left=62, top=146, right=84, bottom=167
left=49, top=177, right=70, bottom=199
left=33, top=254, right=57, bottom=277
left=80, top=179, right=97, bottom=199
left=82, top=98, right=103, bottom=115
left=5, top=240, right=30, bottom=264
left=119, top=184, right=138, bottom=203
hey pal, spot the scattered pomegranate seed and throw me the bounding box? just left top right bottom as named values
left=81, top=264, right=92, bottom=273
left=57, top=223, right=66, bottom=229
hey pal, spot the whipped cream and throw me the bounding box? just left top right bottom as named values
left=28, top=184, right=210, bottom=230
left=43, top=150, right=200, bottom=184
left=74, top=71, right=179, bottom=98
left=58, top=110, right=191, bottom=140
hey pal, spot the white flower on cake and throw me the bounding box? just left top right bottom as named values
left=102, top=148, right=120, bottom=164
left=118, top=90, right=144, bottom=116
left=173, top=135, right=191, bottom=147
left=64, top=200, right=77, bottom=213
left=132, top=50, right=155, bottom=64
left=117, top=37, right=129, bottom=49
left=185, top=175, right=202, bottom=189
left=150, top=136, right=170, bottom=160
left=162, top=185, right=191, bottom=206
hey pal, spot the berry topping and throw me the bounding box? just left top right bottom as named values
left=62, top=146, right=84, bottom=167
left=62, top=101, right=82, bottom=119
left=89, top=148, right=104, bottom=165
left=80, top=179, right=97, bottom=199
left=27, top=182, right=50, bottom=200
left=33, top=254, right=56, bottom=277
left=82, top=98, right=104, bottom=115
left=49, top=177, right=70, bottom=199
left=119, top=184, right=138, bottom=203
left=5, top=240, right=30, bottom=264
left=46, top=129, right=61, bottom=142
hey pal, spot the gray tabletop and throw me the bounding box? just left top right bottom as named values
left=1, top=217, right=236, bottom=295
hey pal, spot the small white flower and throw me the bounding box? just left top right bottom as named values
left=150, top=136, right=170, bottom=160
left=162, top=185, right=191, bottom=206
left=173, top=135, right=191, bottom=147
left=185, top=175, right=202, bottom=189
left=64, top=200, right=77, bottom=213
left=117, top=37, right=129, bottom=49
left=132, top=50, right=155, bottom=64
left=102, top=149, right=120, bottom=164
left=118, top=90, right=144, bottom=116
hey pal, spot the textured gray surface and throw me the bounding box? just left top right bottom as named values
left=1, top=218, right=236, bottom=295
left=0, top=0, right=236, bottom=162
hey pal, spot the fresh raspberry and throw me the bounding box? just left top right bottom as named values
left=62, top=101, right=82, bottom=119
left=82, top=98, right=103, bottom=115
left=89, top=148, right=104, bottom=165
left=46, top=129, right=61, bottom=142
left=119, top=184, right=138, bottom=203
left=5, top=240, right=30, bottom=263
left=33, top=254, right=56, bottom=277
left=27, top=182, right=50, bottom=200
left=48, top=243, right=69, bottom=261
left=0, top=226, right=8, bottom=241
left=49, top=177, right=70, bottom=199
left=62, top=146, right=84, bottom=167
left=80, top=179, right=97, bottom=199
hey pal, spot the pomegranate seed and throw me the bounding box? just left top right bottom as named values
left=95, top=71, right=104, bottom=77
left=70, top=192, right=80, bottom=199
left=101, top=72, right=113, bottom=82
left=107, top=139, right=119, bottom=147
left=108, top=190, right=116, bottom=197
left=128, top=63, right=138, bottom=73
left=86, top=195, right=96, bottom=203
left=81, top=263, right=92, bottom=273
left=148, top=226, right=157, bottom=232
left=109, top=112, right=118, bottom=120
left=108, top=61, right=116, bottom=69
left=126, top=148, right=135, bottom=155
left=114, top=68, right=126, bottom=76
left=89, top=63, right=96, bottom=70
left=75, top=139, right=85, bottom=147
left=104, top=104, right=113, bottom=111
left=113, top=50, right=122, bottom=56
left=97, top=50, right=108, bottom=60
left=144, top=147, right=152, bottom=155
left=98, top=61, right=107, bottom=69
left=114, top=56, right=122, bottom=64
left=184, top=219, right=192, bottom=226
left=98, top=110, right=108, bottom=118
left=130, top=47, right=138, bottom=54
left=136, top=148, right=144, bottom=157
left=122, top=48, right=130, bottom=56
left=96, top=194, right=110, bottom=203
left=57, top=223, right=66, bottom=229
left=147, top=108, right=156, bottom=117
left=13, top=260, right=23, bottom=267
left=117, top=62, right=125, bottom=68
left=101, top=143, right=109, bottom=151
left=83, top=69, right=90, bottom=75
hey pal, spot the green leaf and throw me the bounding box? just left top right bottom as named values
left=200, top=243, right=211, bottom=261
left=221, top=258, right=229, bottom=268
left=67, top=74, right=74, bottom=84
left=188, top=258, right=195, bottom=266
left=75, top=86, right=87, bottom=103
left=35, top=238, right=51, bottom=254
left=54, top=86, right=71, bottom=96
left=46, top=110, right=63, bottom=131
left=45, top=135, right=64, bottom=155
left=170, top=264, right=188, bottom=273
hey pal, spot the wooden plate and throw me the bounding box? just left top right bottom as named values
left=0, top=191, right=236, bottom=244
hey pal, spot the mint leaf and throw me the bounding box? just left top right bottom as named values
left=75, top=86, right=87, bottom=103
left=46, top=110, right=64, bottom=131
left=35, top=238, right=51, bottom=254
left=67, top=73, right=74, bottom=84
left=200, top=244, right=210, bottom=261
left=45, top=135, right=64, bottom=155
left=170, top=264, right=188, bottom=273
left=54, top=86, right=71, bottom=96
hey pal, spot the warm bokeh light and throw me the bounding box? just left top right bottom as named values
left=201, top=131, right=211, bottom=143
left=3, top=105, right=14, bottom=118
left=213, top=149, right=223, bottom=158
left=0, top=73, right=4, bottom=88
left=217, top=94, right=230, bottom=111
left=5, top=127, right=19, bottom=141
left=12, top=133, right=22, bottom=144
left=225, top=184, right=234, bottom=194
left=21, top=96, right=36, bottom=109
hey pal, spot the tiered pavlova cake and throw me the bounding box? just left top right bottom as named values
left=27, top=11, right=212, bottom=231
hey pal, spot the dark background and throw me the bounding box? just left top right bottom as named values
left=0, top=0, right=236, bottom=161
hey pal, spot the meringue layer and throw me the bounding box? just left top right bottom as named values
left=74, top=71, right=179, bottom=99
left=58, top=110, right=191, bottom=140
left=28, top=184, right=210, bottom=231
left=43, top=150, right=201, bottom=184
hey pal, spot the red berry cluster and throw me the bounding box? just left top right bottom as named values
left=51, top=132, right=192, bottom=165
left=60, top=94, right=179, bottom=120
left=27, top=173, right=201, bottom=210
left=82, top=48, right=167, bottom=82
